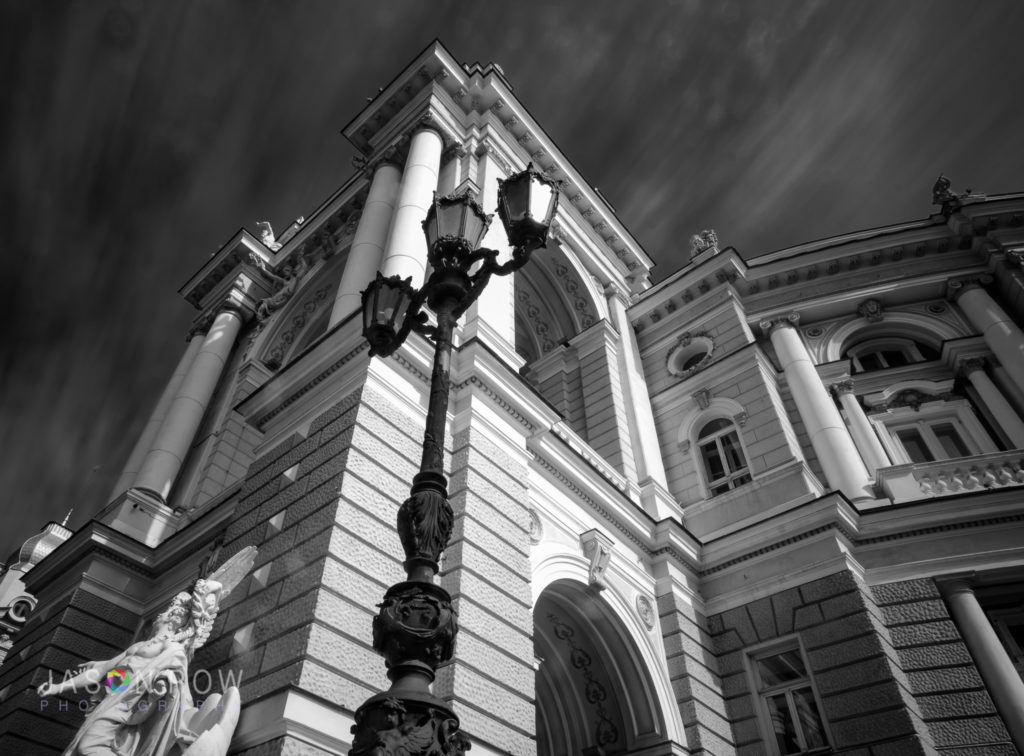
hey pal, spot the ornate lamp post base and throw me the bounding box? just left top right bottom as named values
left=351, top=693, right=469, bottom=755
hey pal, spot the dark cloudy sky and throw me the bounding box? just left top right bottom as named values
left=1, top=1, right=1022, bottom=561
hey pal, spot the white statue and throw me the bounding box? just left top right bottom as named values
left=255, top=221, right=281, bottom=250
left=38, top=547, right=257, bottom=756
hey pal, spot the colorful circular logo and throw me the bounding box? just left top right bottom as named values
left=105, top=668, right=130, bottom=693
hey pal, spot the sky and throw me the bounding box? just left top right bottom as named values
left=1, top=0, right=1022, bottom=561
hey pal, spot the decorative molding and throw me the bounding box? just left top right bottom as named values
left=528, top=510, right=542, bottom=544
left=635, top=595, right=655, bottom=629
left=692, top=388, right=712, bottom=410
left=579, top=529, right=614, bottom=593
left=857, top=298, right=884, bottom=323
left=252, top=342, right=368, bottom=428
left=547, top=612, right=619, bottom=746
left=666, top=331, right=715, bottom=380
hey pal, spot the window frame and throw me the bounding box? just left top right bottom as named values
left=744, top=637, right=833, bottom=756
left=846, top=337, right=937, bottom=374
left=871, top=399, right=998, bottom=465
left=696, top=417, right=752, bottom=497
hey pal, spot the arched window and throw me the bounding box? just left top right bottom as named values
left=845, top=337, right=939, bottom=374
left=697, top=418, right=751, bottom=496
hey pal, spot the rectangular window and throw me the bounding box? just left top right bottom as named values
left=748, top=641, right=831, bottom=755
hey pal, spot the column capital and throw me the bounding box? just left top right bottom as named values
left=759, top=312, right=800, bottom=335
left=830, top=379, right=856, bottom=396
left=603, top=281, right=631, bottom=307
left=352, top=144, right=405, bottom=175
left=958, top=356, right=988, bottom=377
left=186, top=310, right=217, bottom=340
left=947, top=275, right=994, bottom=302
left=474, top=138, right=513, bottom=176
left=410, top=112, right=455, bottom=150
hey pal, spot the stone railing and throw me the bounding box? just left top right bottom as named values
left=876, top=450, right=1024, bottom=504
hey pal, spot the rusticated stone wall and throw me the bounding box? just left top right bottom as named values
left=0, top=588, right=139, bottom=755
left=437, top=416, right=534, bottom=754
left=710, top=570, right=936, bottom=755
left=871, top=577, right=1015, bottom=755
left=657, top=587, right=735, bottom=754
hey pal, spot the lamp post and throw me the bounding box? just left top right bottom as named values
left=350, top=164, right=559, bottom=754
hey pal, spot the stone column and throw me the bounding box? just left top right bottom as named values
left=832, top=379, right=891, bottom=474
left=951, top=277, right=1024, bottom=396
left=762, top=314, right=872, bottom=500
left=960, top=358, right=1024, bottom=448
left=329, top=160, right=402, bottom=327
left=379, top=126, right=444, bottom=288
left=132, top=304, right=246, bottom=503
left=109, top=332, right=205, bottom=501
left=942, top=579, right=1024, bottom=752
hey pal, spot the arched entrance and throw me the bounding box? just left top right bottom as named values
left=534, top=581, right=666, bottom=755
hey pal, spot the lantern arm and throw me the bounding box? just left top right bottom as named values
left=390, top=287, right=430, bottom=348
left=488, top=241, right=545, bottom=277
left=450, top=247, right=499, bottom=320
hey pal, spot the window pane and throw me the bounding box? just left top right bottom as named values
left=896, top=429, right=934, bottom=463
left=756, top=650, right=806, bottom=687
left=792, top=687, right=827, bottom=749
left=859, top=352, right=884, bottom=371
left=698, top=418, right=731, bottom=438
left=882, top=349, right=910, bottom=368
left=720, top=431, right=747, bottom=473
left=933, top=423, right=969, bottom=459
left=701, top=440, right=726, bottom=479
left=765, top=693, right=801, bottom=755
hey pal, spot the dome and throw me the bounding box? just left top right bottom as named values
left=13, top=522, right=72, bottom=571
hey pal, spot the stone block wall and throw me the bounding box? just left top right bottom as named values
left=196, top=386, right=412, bottom=738
left=709, top=570, right=936, bottom=755
left=0, top=587, right=139, bottom=755
left=656, top=587, right=735, bottom=754
left=871, top=578, right=1015, bottom=754
left=437, top=413, right=535, bottom=755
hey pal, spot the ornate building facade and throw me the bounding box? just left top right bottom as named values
left=1, top=40, right=1023, bottom=756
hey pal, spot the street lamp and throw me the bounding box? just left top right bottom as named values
left=351, top=164, right=559, bottom=754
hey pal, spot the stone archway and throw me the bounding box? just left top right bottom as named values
left=534, top=580, right=666, bottom=755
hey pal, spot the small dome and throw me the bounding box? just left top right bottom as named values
left=14, top=522, right=72, bottom=571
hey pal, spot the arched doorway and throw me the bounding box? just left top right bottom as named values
left=535, top=581, right=666, bottom=755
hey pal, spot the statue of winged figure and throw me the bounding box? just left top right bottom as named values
left=38, top=546, right=258, bottom=756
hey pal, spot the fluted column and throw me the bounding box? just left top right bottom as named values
left=762, top=314, right=872, bottom=500
left=109, top=332, right=206, bottom=501
left=379, top=126, right=444, bottom=288
left=960, top=357, right=1024, bottom=448
left=132, top=304, right=246, bottom=503
left=329, top=160, right=402, bottom=327
left=951, top=277, right=1024, bottom=396
left=942, top=579, right=1024, bottom=752
left=832, top=379, right=891, bottom=474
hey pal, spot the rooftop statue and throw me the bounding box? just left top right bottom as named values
left=255, top=220, right=281, bottom=251
left=37, top=547, right=257, bottom=756
left=689, top=229, right=719, bottom=259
